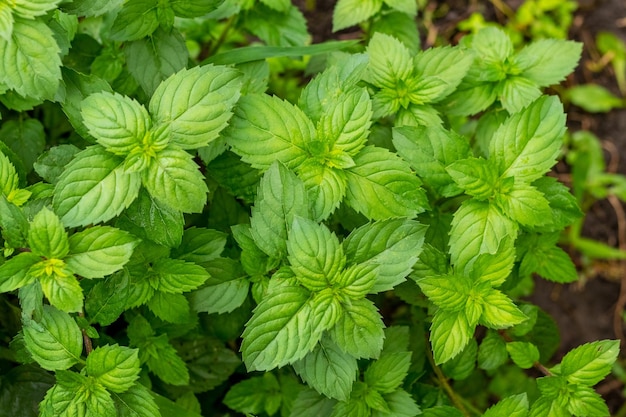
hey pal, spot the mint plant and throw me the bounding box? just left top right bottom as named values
left=0, top=1, right=621, bottom=417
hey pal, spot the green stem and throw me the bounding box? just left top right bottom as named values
left=205, top=15, right=236, bottom=59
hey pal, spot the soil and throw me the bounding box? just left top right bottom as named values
left=295, top=0, right=626, bottom=412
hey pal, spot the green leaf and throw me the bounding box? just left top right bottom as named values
left=366, top=32, right=413, bottom=90
left=446, top=157, right=499, bottom=200
left=495, top=182, right=552, bottom=227
left=422, top=406, right=465, bottom=417
left=293, top=337, right=358, bottom=401
left=297, top=160, right=346, bottom=221
left=0, top=118, right=46, bottom=172
left=142, top=146, right=208, bottom=213
left=81, top=92, right=150, bottom=156
left=0, top=148, right=22, bottom=197
left=383, top=0, right=417, bottom=15
left=39, top=272, right=84, bottom=313
left=566, top=84, right=624, bottom=113
left=370, top=11, right=420, bottom=54
left=0, top=252, right=40, bottom=292
left=290, top=388, right=337, bottom=417
left=365, top=351, right=411, bottom=393
left=500, top=77, right=542, bottom=114
left=449, top=200, right=517, bottom=273
left=223, top=373, right=282, bottom=416
left=393, top=125, right=470, bottom=197
left=412, top=46, right=474, bottom=102
left=506, top=341, right=539, bottom=370
left=328, top=297, right=384, bottom=359
left=520, top=235, right=578, bottom=283
left=149, top=64, right=241, bottom=149
left=86, top=344, right=140, bottom=393
left=343, top=218, right=427, bottom=292
left=0, top=18, right=62, bottom=100
left=430, top=309, right=473, bottom=364
left=244, top=3, right=309, bottom=47
left=441, top=338, right=477, bottom=380
left=241, top=284, right=326, bottom=371
left=11, top=0, right=62, bottom=18
left=335, top=263, right=378, bottom=299
left=287, top=216, right=345, bottom=291
left=478, top=330, right=508, bottom=370
left=53, top=145, right=141, bottom=227
left=151, top=258, right=210, bottom=293
left=417, top=274, right=471, bottom=312
left=560, top=340, right=620, bottom=386
left=372, top=390, right=421, bottom=417
left=250, top=161, right=309, bottom=259
left=470, top=237, right=516, bottom=287
left=471, top=26, right=513, bottom=63
left=27, top=208, right=69, bottom=259
left=112, top=383, right=160, bottom=417
left=333, top=0, right=382, bottom=31
left=143, top=334, right=189, bottom=385
left=490, top=96, right=566, bottom=183
left=125, top=28, right=188, bottom=96
left=22, top=305, right=82, bottom=371
left=515, top=39, right=582, bottom=87
left=190, top=257, right=250, bottom=314
left=65, top=226, right=139, bottom=279
left=483, top=394, right=529, bottom=417
left=171, top=227, right=227, bottom=263
left=109, top=0, right=159, bottom=41
left=345, top=146, right=428, bottom=220
left=566, top=384, right=610, bottom=416
left=225, top=94, right=314, bottom=170
left=61, top=0, right=124, bottom=17
left=85, top=270, right=130, bottom=326
left=117, top=188, right=184, bottom=248
left=0, top=4, right=12, bottom=41
left=480, top=290, right=527, bottom=329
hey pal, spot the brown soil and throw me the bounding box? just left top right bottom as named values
left=296, top=0, right=626, bottom=412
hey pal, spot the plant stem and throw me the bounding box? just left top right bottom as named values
left=79, top=312, right=93, bottom=356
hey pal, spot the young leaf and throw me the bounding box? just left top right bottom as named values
left=333, top=0, right=382, bottom=31
left=112, top=383, right=160, bottom=417
left=506, top=341, right=540, bottom=369
left=0, top=18, right=61, bottom=100
left=515, top=39, right=582, bottom=87
left=0, top=252, right=40, bottom=292
left=293, top=337, right=358, bottom=401
left=372, top=389, right=421, bottom=417
left=22, top=305, right=83, bottom=371
left=449, top=200, right=517, bottom=273
left=241, top=284, right=325, bottom=371
left=81, top=92, right=150, bottom=156
left=65, top=226, right=138, bottom=279
left=190, top=257, right=250, bottom=314
left=500, top=77, right=542, bottom=114
left=412, top=46, right=474, bottom=102
left=297, top=160, right=346, bottom=221
left=86, top=344, right=140, bottom=393
left=519, top=235, right=578, bottom=283
left=560, top=340, right=620, bottom=386
left=27, top=208, right=69, bottom=259
left=478, top=330, right=508, bottom=370
left=328, top=298, right=385, bottom=359
left=225, top=94, right=315, bottom=170
left=365, top=351, right=411, bottom=393
left=335, top=263, right=378, bottom=299
left=490, top=96, right=566, bottom=183
left=430, top=309, right=473, bottom=364
left=249, top=161, right=309, bottom=259
left=39, top=272, right=84, bottom=313
left=366, top=32, right=413, bottom=90
left=483, top=394, right=529, bottom=417
left=446, top=157, right=499, bottom=200
left=343, top=218, right=427, bottom=292
left=480, top=289, right=527, bottom=329
left=470, top=237, right=516, bottom=287
left=143, top=334, right=190, bottom=385
left=417, top=274, right=471, bottom=312
left=149, top=64, right=241, bottom=149
left=566, top=384, right=610, bottom=416
left=53, top=145, right=141, bottom=227
left=151, top=258, right=210, bottom=294
left=142, top=146, right=208, bottom=213
left=287, top=216, right=345, bottom=291
left=471, top=26, right=514, bottom=64
left=345, top=146, right=428, bottom=220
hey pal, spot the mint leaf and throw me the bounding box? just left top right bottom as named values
left=515, top=39, right=582, bottom=87
left=190, top=257, right=249, bottom=314
left=86, top=344, right=140, bottom=393
left=293, top=337, right=358, bottom=401
left=149, top=64, right=241, bottom=149
left=62, top=0, right=124, bottom=17
left=125, top=28, right=188, bottom=96
left=365, top=351, right=411, bottom=393
left=430, top=310, right=473, bottom=364
left=243, top=4, right=309, bottom=47
left=65, top=226, right=138, bottom=279
left=151, top=258, right=209, bottom=293
left=0, top=18, right=61, bottom=100
left=343, top=218, right=426, bottom=292
left=470, top=237, right=516, bottom=287
left=333, top=0, right=382, bottom=31
left=298, top=160, right=346, bottom=220
left=373, top=389, right=421, bottom=417
left=109, top=0, right=158, bottom=41
left=22, top=305, right=82, bottom=371
left=560, top=340, right=620, bottom=386
left=449, top=200, right=517, bottom=273
left=490, top=96, right=566, bottom=183
left=412, top=46, right=474, bottom=103
left=290, top=388, right=337, bottom=417
left=500, top=77, right=542, bottom=114
left=85, top=270, right=130, bottom=326
left=226, top=94, right=314, bottom=170
left=495, top=182, right=552, bottom=227
left=417, top=274, right=471, bottom=312
left=53, top=145, right=141, bottom=227
left=566, top=384, right=610, bottom=416
left=0, top=252, right=40, bottom=292
left=171, top=227, right=227, bottom=263
left=287, top=216, right=345, bottom=291
left=471, top=26, right=513, bottom=63
left=345, top=146, right=428, bottom=220
left=335, top=263, right=378, bottom=299
left=249, top=161, right=309, bottom=259
left=506, top=341, right=539, bottom=370
left=142, top=146, right=208, bottom=213
left=11, top=0, right=62, bottom=18
left=446, top=157, right=499, bottom=200
left=241, top=284, right=324, bottom=371
left=0, top=118, right=46, bottom=171
left=39, top=271, right=84, bottom=313
left=112, top=383, right=160, bottom=417
left=36, top=146, right=80, bottom=186
left=392, top=125, right=470, bottom=197
left=480, top=290, right=527, bottom=328
left=81, top=92, right=150, bottom=156
left=519, top=234, right=578, bottom=283
left=329, top=298, right=384, bottom=359
left=483, top=394, right=528, bottom=417
left=142, top=334, right=190, bottom=385
left=478, top=330, right=508, bottom=370
left=366, top=32, right=413, bottom=90
left=27, top=208, right=69, bottom=259
left=224, top=373, right=282, bottom=416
